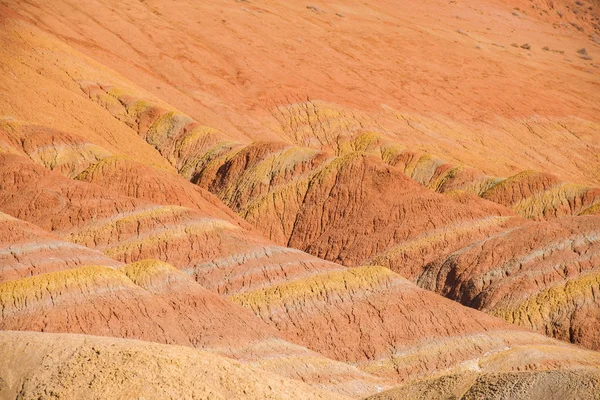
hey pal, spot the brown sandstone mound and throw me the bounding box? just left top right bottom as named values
left=367, top=345, right=600, bottom=400
left=390, top=153, right=600, bottom=221
left=117, top=260, right=395, bottom=397
left=0, top=264, right=227, bottom=345
left=0, top=330, right=349, bottom=400
left=481, top=171, right=563, bottom=206
left=481, top=171, right=600, bottom=220
left=0, top=153, right=142, bottom=232
left=419, top=215, right=600, bottom=350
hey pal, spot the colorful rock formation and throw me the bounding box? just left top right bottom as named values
left=0, top=0, right=599, bottom=397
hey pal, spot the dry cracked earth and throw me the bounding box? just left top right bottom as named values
left=0, top=0, right=599, bottom=399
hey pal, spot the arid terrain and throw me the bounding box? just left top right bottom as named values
left=0, top=0, right=599, bottom=398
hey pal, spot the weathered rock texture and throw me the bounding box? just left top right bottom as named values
left=0, top=212, right=121, bottom=283
left=230, top=265, right=590, bottom=382
left=0, top=0, right=599, bottom=398
left=419, top=215, right=600, bottom=350
left=368, top=345, right=600, bottom=400
left=0, top=330, right=350, bottom=400
left=0, top=257, right=391, bottom=397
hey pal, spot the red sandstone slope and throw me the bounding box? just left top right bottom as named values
left=0, top=150, right=590, bottom=391
left=0, top=211, right=390, bottom=397
left=3, top=0, right=599, bottom=185
left=0, top=212, right=121, bottom=283
left=419, top=215, right=600, bottom=350
left=0, top=0, right=599, bottom=398
left=0, top=156, right=596, bottom=392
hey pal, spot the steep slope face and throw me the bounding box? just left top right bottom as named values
left=0, top=330, right=350, bottom=400
left=0, top=212, right=121, bottom=283
left=367, top=345, right=600, bottom=400
left=419, top=215, right=600, bottom=350
left=385, top=151, right=600, bottom=221
left=0, top=263, right=269, bottom=348
left=0, top=10, right=175, bottom=172
left=0, top=156, right=394, bottom=396
left=194, top=142, right=521, bottom=279
left=4, top=0, right=599, bottom=187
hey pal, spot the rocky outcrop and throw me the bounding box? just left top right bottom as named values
left=196, top=144, right=521, bottom=279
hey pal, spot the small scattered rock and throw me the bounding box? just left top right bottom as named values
left=542, top=46, right=565, bottom=54
left=521, top=43, right=531, bottom=49
left=577, top=48, right=592, bottom=60
left=570, top=22, right=584, bottom=31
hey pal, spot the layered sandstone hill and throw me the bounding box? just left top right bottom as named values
left=419, top=215, right=600, bottom=350
left=0, top=261, right=390, bottom=397
left=0, top=0, right=599, bottom=398
left=0, top=181, right=389, bottom=397
left=0, top=212, right=121, bottom=282
left=0, top=153, right=579, bottom=389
